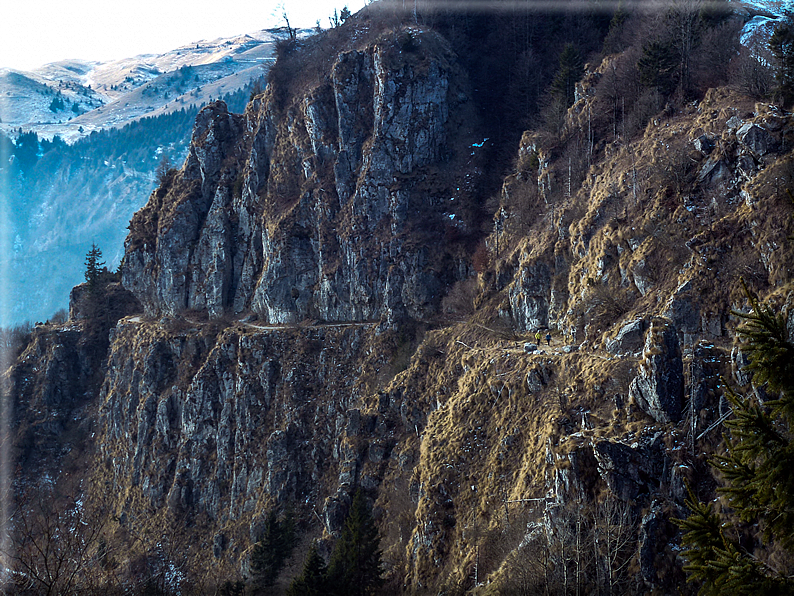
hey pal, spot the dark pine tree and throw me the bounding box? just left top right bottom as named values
left=326, top=490, right=384, bottom=596
left=13, top=130, right=40, bottom=173
left=49, top=95, right=65, bottom=112
left=551, top=43, right=584, bottom=109
left=770, top=13, right=794, bottom=107
left=676, top=284, right=794, bottom=595
left=287, top=541, right=328, bottom=596
left=250, top=508, right=297, bottom=593
left=84, top=243, right=105, bottom=293
left=637, top=40, right=679, bottom=96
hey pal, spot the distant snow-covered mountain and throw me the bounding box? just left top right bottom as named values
left=738, top=0, right=789, bottom=13
left=0, top=28, right=309, bottom=143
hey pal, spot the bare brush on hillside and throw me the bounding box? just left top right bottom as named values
left=489, top=492, right=636, bottom=596
left=442, top=278, right=478, bottom=319
left=4, top=486, right=109, bottom=595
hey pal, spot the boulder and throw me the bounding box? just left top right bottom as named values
left=525, top=364, right=551, bottom=393
left=725, top=115, right=743, bottom=130
left=629, top=318, right=684, bottom=423
left=692, top=134, right=713, bottom=155
left=697, top=156, right=731, bottom=186
left=662, top=282, right=700, bottom=334
left=605, top=318, right=648, bottom=355
left=736, top=122, right=775, bottom=156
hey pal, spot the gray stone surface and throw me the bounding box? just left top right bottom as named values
left=509, top=263, right=551, bottom=331
left=663, top=282, right=700, bottom=334
left=693, top=134, right=712, bottom=155
left=629, top=318, right=684, bottom=423
left=736, top=122, right=775, bottom=156
left=725, top=115, right=743, bottom=130
left=592, top=437, right=663, bottom=501
left=638, top=501, right=663, bottom=585
left=605, top=318, right=648, bottom=355
left=697, top=156, right=731, bottom=186
left=122, top=30, right=466, bottom=325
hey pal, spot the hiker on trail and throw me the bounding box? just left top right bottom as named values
left=535, top=330, right=542, bottom=343
left=545, top=332, right=551, bottom=346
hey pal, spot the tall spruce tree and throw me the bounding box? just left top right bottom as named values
left=551, top=43, right=584, bottom=108
left=287, top=542, right=328, bottom=596
left=326, top=490, right=384, bottom=596
left=638, top=40, right=679, bottom=96
left=676, top=286, right=794, bottom=594
left=250, top=508, right=297, bottom=592
left=84, top=243, right=105, bottom=293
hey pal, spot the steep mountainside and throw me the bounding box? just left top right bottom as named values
left=0, top=30, right=292, bottom=326
left=4, top=2, right=794, bottom=595
left=122, top=28, right=481, bottom=324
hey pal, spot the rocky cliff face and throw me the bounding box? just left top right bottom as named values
left=122, top=28, right=478, bottom=326
left=6, top=280, right=140, bottom=479
left=6, top=9, right=794, bottom=596
left=99, top=320, right=379, bottom=521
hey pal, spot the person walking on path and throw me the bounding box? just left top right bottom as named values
left=535, top=330, right=542, bottom=344
left=545, top=332, right=552, bottom=346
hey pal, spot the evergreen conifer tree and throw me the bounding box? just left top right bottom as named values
left=287, top=542, right=328, bottom=596
left=638, top=40, right=679, bottom=96
left=13, top=130, right=40, bottom=172
left=326, top=490, right=384, bottom=596
left=551, top=43, right=584, bottom=108
left=250, top=508, right=297, bottom=592
left=84, top=243, right=105, bottom=293
left=770, top=13, right=794, bottom=107
left=676, top=286, right=794, bottom=594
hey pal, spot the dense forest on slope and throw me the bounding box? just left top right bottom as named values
left=3, top=0, right=794, bottom=595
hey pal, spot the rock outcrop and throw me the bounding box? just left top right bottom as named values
left=99, top=320, right=379, bottom=523
left=605, top=318, right=648, bottom=356
left=123, top=29, right=479, bottom=325
left=593, top=435, right=665, bottom=501
left=629, top=318, right=684, bottom=424
left=8, top=279, right=140, bottom=473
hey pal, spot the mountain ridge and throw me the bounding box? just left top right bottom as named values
left=0, top=28, right=310, bottom=143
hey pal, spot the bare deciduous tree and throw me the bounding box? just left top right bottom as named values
left=668, top=0, right=704, bottom=97
left=495, top=490, right=637, bottom=596
left=3, top=486, right=107, bottom=595
left=155, top=155, right=174, bottom=186
left=592, top=495, right=636, bottom=595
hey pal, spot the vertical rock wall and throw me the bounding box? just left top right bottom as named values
left=123, top=29, right=472, bottom=325
left=98, top=320, right=381, bottom=526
